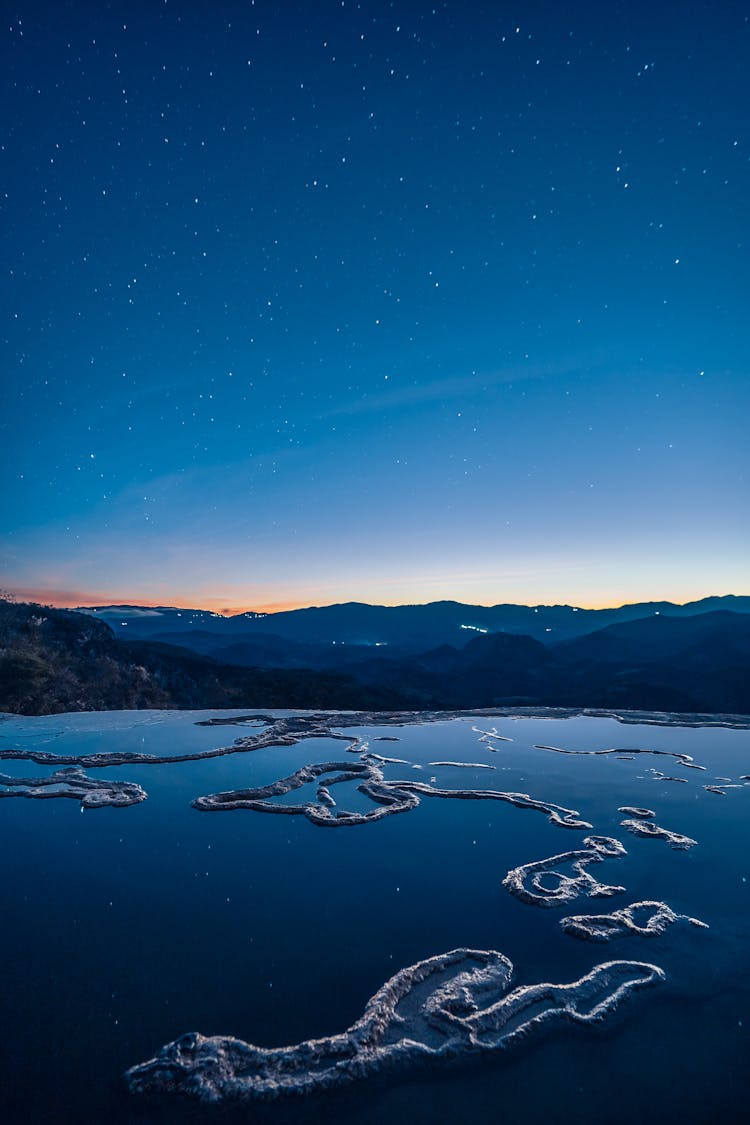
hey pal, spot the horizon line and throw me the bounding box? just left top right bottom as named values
left=3, top=587, right=746, bottom=617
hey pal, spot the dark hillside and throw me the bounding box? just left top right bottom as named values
left=0, top=600, right=408, bottom=715
left=321, top=613, right=750, bottom=715
left=2, top=600, right=748, bottom=717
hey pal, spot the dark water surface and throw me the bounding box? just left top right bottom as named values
left=1, top=709, right=748, bottom=1124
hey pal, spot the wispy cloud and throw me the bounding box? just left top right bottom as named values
left=323, top=359, right=588, bottom=419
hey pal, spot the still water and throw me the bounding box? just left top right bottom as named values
left=1, top=709, right=748, bottom=1124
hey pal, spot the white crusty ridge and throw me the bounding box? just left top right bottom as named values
left=0, top=766, right=146, bottom=809
left=503, top=835, right=627, bottom=908
left=192, top=756, right=592, bottom=830
left=561, top=900, right=709, bottom=942
left=125, top=949, right=664, bottom=1105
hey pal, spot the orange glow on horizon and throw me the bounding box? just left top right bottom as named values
left=4, top=584, right=741, bottom=616
left=5, top=587, right=306, bottom=616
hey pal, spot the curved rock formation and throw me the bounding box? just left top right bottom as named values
left=192, top=757, right=592, bottom=830
left=472, top=724, right=513, bottom=752
left=647, top=770, right=688, bottom=783
left=193, top=760, right=419, bottom=827
left=403, top=781, right=592, bottom=829
left=703, top=781, right=745, bottom=795
left=428, top=761, right=497, bottom=770
left=503, top=836, right=626, bottom=908
left=0, top=713, right=355, bottom=769
left=534, top=744, right=706, bottom=770
left=125, top=948, right=664, bottom=1105
left=617, top=807, right=654, bottom=819
left=560, top=900, right=708, bottom=942
left=620, top=818, right=697, bottom=850
left=0, top=711, right=466, bottom=771
left=0, top=766, right=146, bottom=808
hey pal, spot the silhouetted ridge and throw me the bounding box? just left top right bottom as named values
left=3, top=599, right=748, bottom=716
left=556, top=610, right=750, bottom=664
left=79, top=595, right=750, bottom=648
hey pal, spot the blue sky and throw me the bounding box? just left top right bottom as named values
left=2, top=1, right=748, bottom=610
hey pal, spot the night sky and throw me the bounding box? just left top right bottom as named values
left=2, top=1, right=748, bottom=612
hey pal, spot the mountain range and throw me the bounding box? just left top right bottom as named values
left=80, top=593, right=750, bottom=649
left=1, top=595, right=748, bottom=716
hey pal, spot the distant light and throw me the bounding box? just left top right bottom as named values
left=460, top=624, right=488, bottom=633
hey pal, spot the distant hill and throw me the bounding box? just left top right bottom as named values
left=554, top=609, right=750, bottom=666
left=3, top=598, right=748, bottom=716
left=327, top=631, right=550, bottom=709
left=341, top=610, right=750, bottom=714
left=79, top=595, right=750, bottom=651
left=0, top=600, right=408, bottom=715
left=141, top=629, right=386, bottom=671
left=545, top=610, right=750, bottom=714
